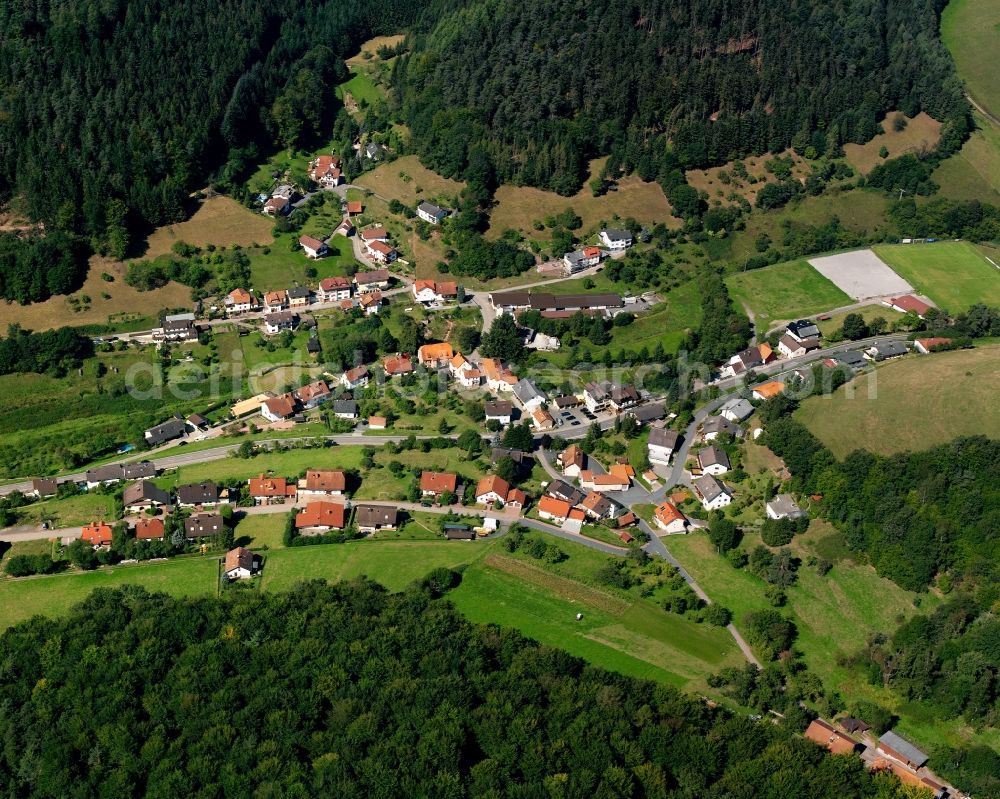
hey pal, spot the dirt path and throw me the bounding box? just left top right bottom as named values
left=967, top=92, right=1000, bottom=129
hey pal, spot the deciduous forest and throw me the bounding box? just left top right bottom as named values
left=0, top=580, right=927, bottom=798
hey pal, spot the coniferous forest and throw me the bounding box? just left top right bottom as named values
left=0, top=580, right=927, bottom=798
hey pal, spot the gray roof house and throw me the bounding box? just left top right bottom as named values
left=648, top=427, right=680, bottom=452
left=144, top=418, right=187, bottom=446
left=831, top=350, right=867, bottom=370
left=865, top=341, right=908, bottom=361
left=123, top=480, right=171, bottom=509
left=693, top=474, right=731, bottom=508
left=513, top=379, right=545, bottom=410
left=787, top=319, right=821, bottom=341
left=332, top=399, right=358, bottom=418
left=698, top=445, right=731, bottom=473
left=877, top=730, right=929, bottom=768
left=546, top=479, right=585, bottom=507
left=766, top=494, right=806, bottom=520
left=628, top=403, right=666, bottom=424
left=177, top=481, right=221, bottom=506
left=719, top=397, right=754, bottom=422
left=416, top=201, right=448, bottom=224
left=702, top=416, right=743, bottom=440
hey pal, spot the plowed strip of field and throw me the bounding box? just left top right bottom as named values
left=483, top=554, right=629, bottom=614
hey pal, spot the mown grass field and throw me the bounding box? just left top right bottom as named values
left=796, top=344, right=1000, bottom=457
left=933, top=113, right=1000, bottom=202
left=16, top=494, right=115, bottom=527
left=0, top=556, right=221, bottom=630
left=872, top=241, right=1000, bottom=310
left=486, top=158, right=681, bottom=240
left=726, top=260, right=851, bottom=325
left=814, top=304, right=903, bottom=337
left=842, top=112, right=942, bottom=175
left=941, top=0, right=1000, bottom=119
left=141, top=196, right=274, bottom=259
left=336, top=69, right=381, bottom=107
left=246, top=234, right=356, bottom=292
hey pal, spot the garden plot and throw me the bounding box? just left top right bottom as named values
left=807, top=249, right=913, bottom=301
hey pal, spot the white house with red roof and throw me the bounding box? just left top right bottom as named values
left=299, top=235, right=328, bottom=259
left=310, top=155, right=343, bottom=188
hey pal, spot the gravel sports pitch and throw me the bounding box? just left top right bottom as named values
left=808, top=249, right=914, bottom=301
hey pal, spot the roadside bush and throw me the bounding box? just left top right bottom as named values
left=3, top=553, right=60, bottom=577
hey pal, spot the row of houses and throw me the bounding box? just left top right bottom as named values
left=489, top=290, right=627, bottom=319
left=224, top=268, right=390, bottom=317
left=79, top=510, right=227, bottom=547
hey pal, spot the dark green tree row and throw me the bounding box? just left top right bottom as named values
left=394, top=0, right=968, bottom=195
left=0, top=324, right=93, bottom=376
left=0, top=580, right=926, bottom=797
left=0, top=231, right=88, bottom=304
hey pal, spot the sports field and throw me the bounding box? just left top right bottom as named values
left=796, top=344, right=1000, bottom=457
left=726, top=260, right=851, bottom=325
left=873, top=241, right=1000, bottom=310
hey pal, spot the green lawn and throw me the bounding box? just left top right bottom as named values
left=450, top=564, right=740, bottom=688
left=158, top=447, right=365, bottom=487
left=814, top=304, right=903, bottom=338
left=796, top=344, right=1000, bottom=457
left=726, top=260, right=852, bottom=325
left=872, top=241, right=1000, bottom=311
left=0, top=556, right=220, bottom=631
left=16, top=493, right=116, bottom=527
left=941, top=0, right=1000, bottom=119
left=261, top=538, right=493, bottom=593
left=233, top=514, right=286, bottom=549
left=932, top=113, right=1000, bottom=203
left=336, top=68, right=382, bottom=107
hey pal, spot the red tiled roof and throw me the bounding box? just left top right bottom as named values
left=319, top=276, right=351, bottom=291
left=420, top=471, right=458, bottom=494
left=249, top=476, right=287, bottom=497
left=294, top=381, right=330, bottom=403
left=296, top=501, right=346, bottom=529
left=360, top=227, right=388, bottom=241
left=303, top=469, right=346, bottom=492
left=655, top=502, right=686, bottom=527
left=384, top=354, right=413, bottom=374
left=538, top=495, right=571, bottom=518
left=262, top=394, right=296, bottom=419
left=81, top=522, right=113, bottom=546
left=890, top=295, right=932, bottom=315
left=476, top=475, right=510, bottom=499
left=134, top=518, right=164, bottom=540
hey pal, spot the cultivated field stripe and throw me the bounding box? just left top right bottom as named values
left=483, top=554, right=629, bottom=614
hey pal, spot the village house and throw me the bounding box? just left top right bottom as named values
left=698, top=445, right=731, bottom=476
left=156, top=313, right=199, bottom=342
left=299, top=235, right=328, bottom=259
left=355, top=267, right=390, bottom=293
left=30, top=477, right=59, bottom=499
left=263, top=290, right=288, bottom=314
left=295, top=501, right=347, bottom=534
left=366, top=239, right=398, bottom=264
left=359, top=290, right=382, bottom=315
left=81, top=521, right=113, bottom=548
left=176, top=482, right=223, bottom=508
left=559, top=445, right=585, bottom=477
left=579, top=470, right=630, bottom=492
left=359, top=226, right=389, bottom=244
left=885, top=295, right=932, bottom=317
left=778, top=333, right=820, bottom=358
left=383, top=353, right=414, bottom=377
left=786, top=319, right=821, bottom=342
left=531, top=408, right=555, bottom=431
left=412, top=279, right=440, bottom=304
left=309, top=154, right=342, bottom=187
left=347, top=200, right=363, bottom=216
left=553, top=395, right=581, bottom=410
left=368, top=416, right=387, bottom=430
left=475, top=475, right=511, bottom=506
left=317, top=276, right=352, bottom=302
left=185, top=513, right=224, bottom=539
left=537, top=495, right=572, bottom=524
left=456, top=367, right=482, bottom=388
left=825, top=350, right=867, bottom=371
left=248, top=476, right=295, bottom=505
left=648, top=427, right=680, bottom=466
left=287, top=286, right=312, bottom=308
left=449, top=351, right=473, bottom=377
left=263, top=311, right=299, bottom=334
left=354, top=503, right=399, bottom=533
left=914, top=336, right=953, bottom=354
left=417, top=342, right=454, bottom=368
left=489, top=291, right=625, bottom=317
left=628, top=403, right=666, bottom=425
left=702, top=416, right=743, bottom=441
left=225, top=288, right=258, bottom=315
left=263, top=195, right=291, bottom=216
left=693, top=474, right=732, bottom=511
left=420, top=471, right=458, bottom=499
left=562, top=246, right=602, bottom=274
left=484, top=400, right=513, bottom=426
left=546, top=480, right=585, bottom=507
left=332, top=399, right=357, bottom=419
left=865, top=341, right=908, bottom=361
left=481, top=358, right=518, bottom=392
left=599, top=228, right=633, bottom=250
left=654, top=501, right=688, bottom=534
left=365, top=141, right=386, bottom=160
left=85, top=462, right=155, bottom=490
left=492, top=447, right=530, bottom=468
left=123, top=480, right=171, bottom=514
left=144, top=418, right=187, bottom=447
left=581, top=491, right=616, bottom=521
left=224, top=547, right=260, bottom=580
left=513, top=379, right=546, bottom=412
left=186, top=414, right=209, bottom=432
left=297, top=469, right=347, bottom=501
left=293, top=380, right=331, bottom=409
left=341, top=365, right=370, bottom=390
left=766, top=493, right=806, bottom=520
left=444, top=525, right=475, bottom=540
left=260, top=393, right=297, bottom=423
left=751, top=381, right=785, bottom=401
left=134, top=517, right=165, bottom=541
left=416, top=200, right=449, bottom=224
left=719, top=398, right=754, bottom=423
